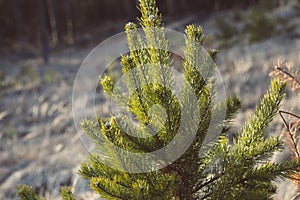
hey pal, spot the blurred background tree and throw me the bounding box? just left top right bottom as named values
left=0, top=0, right=266, bottom=62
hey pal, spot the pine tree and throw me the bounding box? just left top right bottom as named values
left=17, top=0, right=300, bottom=199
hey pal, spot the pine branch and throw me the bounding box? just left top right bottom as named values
left=236, top=79, right=285, bottom=150
left=16, top=185, right=43, bottom=200
left=61, top=187, right=76, bottom=200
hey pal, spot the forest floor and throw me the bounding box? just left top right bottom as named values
left=1, top=2, right=300, bottom=199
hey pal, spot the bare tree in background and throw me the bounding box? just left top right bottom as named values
left=123, top=0, right=137, bottom=18
left=69, top=0, right=77, bottom=43
left=39, top=0, right=49, bottom=64
left=51, top=0, right=63, bottom=44
left=14, top=0, right=23, bottom=52
left=46, top=0, right=58, bottom=45
left=66, top=0, right=76, bottom=44
left=166, top=0, right=175, bottom=17
left=179, top=0, right=188, bottom=14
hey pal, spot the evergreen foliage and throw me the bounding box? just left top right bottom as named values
left=17, top=0, right=300, bottom=199
left=61, top=187, right=76, bottom=200
left=16, top=185, right=43, bottom=200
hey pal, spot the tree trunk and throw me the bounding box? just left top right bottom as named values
left=69, top=0, right=76, bottom=43
left=14, top=0, right=23, bottom=52
left=166, top=0, right=175, bottom=18
left=179, top=0, right=188, bottom=14
left=123, top=0, right=136, bottom=19
left=65, top=0, right=75, bottom=44
left=38, top=0, right=50, bottom=64
left=46, top=0, right=58, bottom=45
left=51, top=0, right=63, bottom=44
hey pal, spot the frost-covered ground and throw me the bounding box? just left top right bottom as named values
left=1, top=2, right=300, bottom=199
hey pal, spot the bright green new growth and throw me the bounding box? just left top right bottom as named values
left=17, top=185, right=43, bottom=200
left=16, top=185, right=75, bottom=200
left=60, top=187, right=76, bottom=200
left=17, top=0, right=300, bottom=199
